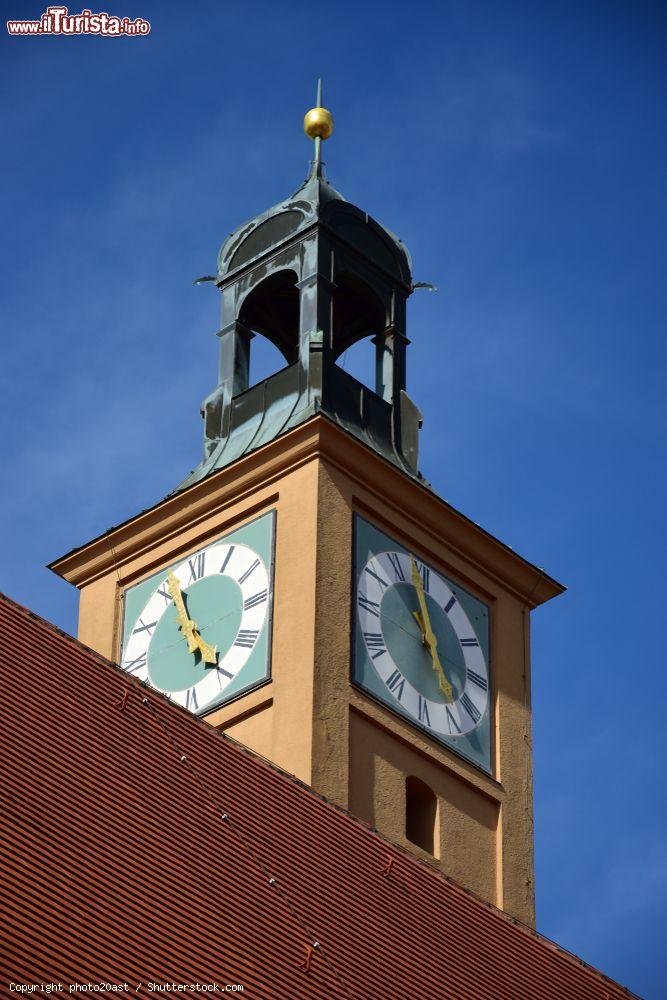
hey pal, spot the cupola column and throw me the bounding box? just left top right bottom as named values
left=374, top=327, right=408, bottom=403
left=216, top=319, right=253, bottom=436
left=296, top=246, right=335, bottom=405
left=200, top=287, right=254, bottom=454
left=373, top=289, right=409, bottom=401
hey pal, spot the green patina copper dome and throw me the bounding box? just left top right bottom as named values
left=216, top=165, right=412, bottom=289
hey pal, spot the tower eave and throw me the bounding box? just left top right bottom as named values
left=48, top=414, right=565, bottom=610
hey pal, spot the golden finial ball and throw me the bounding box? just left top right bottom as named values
left=304, top=106, right=334, bottom=140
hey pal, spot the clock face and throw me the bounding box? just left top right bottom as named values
left=352, top=517, right=491, bottom=773
left=120, top=511, right=274, bottom=715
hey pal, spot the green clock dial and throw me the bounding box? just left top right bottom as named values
left=120, top=511, right=274, bottom=715
left=353, top=517, right=491, bottom=772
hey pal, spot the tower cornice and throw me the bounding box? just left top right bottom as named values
left=49, top=414, right=564, bottom=609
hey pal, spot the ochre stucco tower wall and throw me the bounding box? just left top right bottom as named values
left=52, top=416, right=562, bottom=926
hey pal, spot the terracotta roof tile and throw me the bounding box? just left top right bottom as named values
left=0, top=593, right=635, bottom=999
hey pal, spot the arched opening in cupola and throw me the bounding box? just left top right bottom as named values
left=332, top=273, right=387, bottom=395
left=239, top=269, right=300, bottom=387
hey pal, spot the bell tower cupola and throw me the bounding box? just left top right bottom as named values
left=178, top=81, right=422, bottom=494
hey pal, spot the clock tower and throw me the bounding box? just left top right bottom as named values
left=50, top=86, right=563, bottom=927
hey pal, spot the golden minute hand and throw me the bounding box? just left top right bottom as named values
left=409, top=556, right=454, bottom=702
left=166, top=570, right=217, bottom=665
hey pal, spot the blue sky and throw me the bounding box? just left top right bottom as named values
left=2, top=1, right=666, bottom=994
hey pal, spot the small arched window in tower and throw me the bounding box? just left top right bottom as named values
left=405, top=776, right=439, bottom=856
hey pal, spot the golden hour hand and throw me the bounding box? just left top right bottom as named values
left=166, top=570, right=217, bottom=666
left=409, top=555, right=454, bottom=702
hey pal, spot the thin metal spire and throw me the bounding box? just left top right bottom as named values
left=313, top=79, right=323, bottom=167
left=303, top=78, right=334, bottom=179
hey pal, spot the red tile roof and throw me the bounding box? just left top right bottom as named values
left=0, top=592, right=634, bottom=999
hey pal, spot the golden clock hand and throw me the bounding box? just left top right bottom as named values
left=409, top=556, right=454, bottom=702
left=167, top=571, right=197, bottom=649
left=410, top=556, right=429, bottom=643
left=192, top=631, right=217, bottom=665
left=410, top=555, right=438, bottom=647
left=166, top=571, right=218, bottom=665
left=424, top=634, right=453, bottom=702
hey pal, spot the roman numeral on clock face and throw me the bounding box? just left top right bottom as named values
left=466, top=668, right=488, bottom=691
left=460, top=692, right=481, bottom=725
left=363, top=632, right=386, bottom=658
left=387, top=553, right=405, bottom=582
left=238, top=558, right=260, bottom=585
left=185, top=687, right=199, bottom=711
left=460, top=637, right=479, bottom=647
left=132, top=617, right=157, bottom=636
left=219, top=546, right=235, bottom=574
left=244, top=590, right=267, bottom=611
left=358, top=593, right=380, bottom=618
left=418, top=696, right=431, bottom=726
left=234, top=629, right=259, bottom=649
left=365, top=566, right=390, bottom=590
left=157, top=584, right=172, bottom=605
left=386, top=669, right=405, bottom=701
left=125, top=652, right=147, bottom=673
left=446, top=706, right=461, bottom=734
left=188, top=552, right=206, bottom=583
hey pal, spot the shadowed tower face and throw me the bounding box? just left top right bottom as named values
left=51, top=85, right=564, bottom=929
